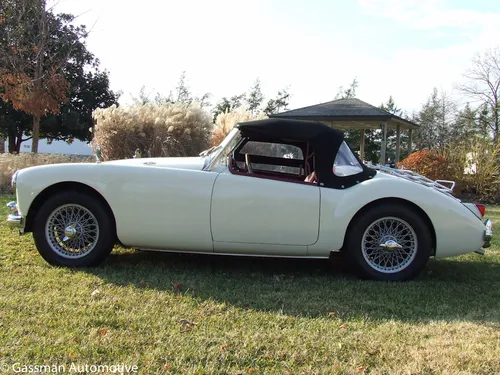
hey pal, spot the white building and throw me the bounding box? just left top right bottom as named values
left=464, top=152, right=478, bottom=175
left=3, top=137, right=93, bottom=155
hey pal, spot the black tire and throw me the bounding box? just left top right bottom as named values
left=345, top=203, right=431, bottom=281
left=32, top=191, right=115, bottom=267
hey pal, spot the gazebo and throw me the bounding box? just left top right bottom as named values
left=269, top=98, right=419, bottom=163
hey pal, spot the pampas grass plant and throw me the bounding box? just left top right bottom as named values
left=211, top=106, right=266, bottom=146
left=92, top=102, right=213, bottom=160
left=0, top=153, right=93, bottom=193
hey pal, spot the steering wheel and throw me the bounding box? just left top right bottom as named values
left=245, top=153, right=253, bottom=174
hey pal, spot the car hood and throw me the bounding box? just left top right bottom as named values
left=102, top=156, right=208, bottom=170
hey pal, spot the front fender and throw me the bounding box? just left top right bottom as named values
left=15, top=163, right=111, bottom=218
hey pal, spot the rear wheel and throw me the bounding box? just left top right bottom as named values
left=346, top=204, right=431, bottom=281
left=32, top=191, right=115, bottom=267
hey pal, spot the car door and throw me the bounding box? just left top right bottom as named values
left=210, top=140, right=320, bottom=255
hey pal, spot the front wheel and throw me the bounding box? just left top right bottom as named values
left=32, top=191, right=115, bottom=267
left=345, top=204, right=431, bottom=281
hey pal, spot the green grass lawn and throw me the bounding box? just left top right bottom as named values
left=0, top=195, right=499, bottom=375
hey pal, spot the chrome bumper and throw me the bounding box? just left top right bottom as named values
left=475, top=219, right=493, bottom=255
left=5, top=201, right=25, bottom=231
left=7, top=213, right=24, bottom=229
left=482, top=218, right=493, bottom=249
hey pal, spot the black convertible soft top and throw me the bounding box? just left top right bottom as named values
left=237, top=118, right=344, bottom=141
left=236, top=118, right=376, bottom=189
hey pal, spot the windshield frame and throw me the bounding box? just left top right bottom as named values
left=204, top=128, right=242, bottom=171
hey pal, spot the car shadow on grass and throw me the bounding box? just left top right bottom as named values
left=87, top=249, right=500, bottom=324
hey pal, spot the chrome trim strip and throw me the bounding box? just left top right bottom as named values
left=137, top=248, right=330, bottom=259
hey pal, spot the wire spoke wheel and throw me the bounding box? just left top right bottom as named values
left=45, top=204, right=100, bottom=259
left=361, top=216, right=418, bottom=274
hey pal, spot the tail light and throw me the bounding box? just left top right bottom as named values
left=475, top=204, right=486, bottom=218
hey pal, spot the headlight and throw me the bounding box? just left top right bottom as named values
left=11, top=170, right=19, bottom=192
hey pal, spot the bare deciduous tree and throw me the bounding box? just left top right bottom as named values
left=456, top=47, right=500, bottom=143
left=335, top=78, right=359, bottom=100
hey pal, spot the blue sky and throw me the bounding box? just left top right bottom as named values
left=53, top=0, right=500, bottom=115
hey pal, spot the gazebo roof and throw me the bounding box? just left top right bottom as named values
left=269, top=98, right=419, bottom=130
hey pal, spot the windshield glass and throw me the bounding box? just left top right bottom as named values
left=206, top=128, right=242, bottom=169
left=333, top=141, right=363, bottom=176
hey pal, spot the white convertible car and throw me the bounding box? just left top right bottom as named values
left=6, top=118, right=493, bottom=281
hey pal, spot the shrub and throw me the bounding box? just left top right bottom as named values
left=0, top=153, right=93, bottom=193
left=211, top=106, right=266, bottom=146
left=398, top=141, right=500, bottom=202
left=92, top=102, right=213, bottom=160
left=397, top=149, right=451, bottom=181
left=441, top=138, right=500, bottom=201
